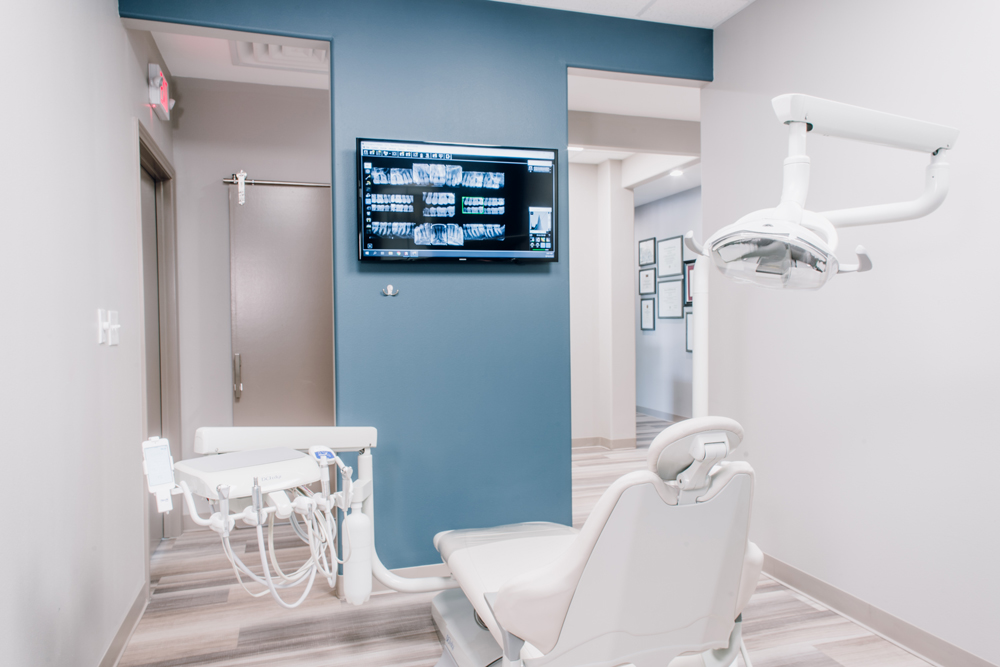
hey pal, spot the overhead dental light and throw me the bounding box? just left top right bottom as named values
left=686, top=94, right=958, bottom=417
left=693, top=94, right=958, bottom=290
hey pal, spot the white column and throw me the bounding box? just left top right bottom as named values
left=691, top=255, right=710, bottom=418
left=595, top=160, right=637, bottom=449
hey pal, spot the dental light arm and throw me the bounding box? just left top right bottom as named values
left=772, top=94, right=958, bottom=230
left=683, top=93, right=958, bottom=415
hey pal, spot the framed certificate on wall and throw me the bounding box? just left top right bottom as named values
left=657, top=279, right=684, bottom=319
left=639, top=268, right=656, bottom=295
left=657, top=235, right=683, bottom=278
left=684, top=260, right=695, bottom=305
left=638, top=237, right=656, bottom=266
left=685, top=309, right=694, bottom=352
left=640, top=298, right=655, bottom=330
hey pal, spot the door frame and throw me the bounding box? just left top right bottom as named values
left=136, top=120, right=183, bottom=557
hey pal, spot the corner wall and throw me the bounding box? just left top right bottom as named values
left=0, top=2, right=174, bottom=664
left=704, top=1, right=999, bottom=662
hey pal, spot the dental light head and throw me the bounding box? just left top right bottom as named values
left=697, top=94, right=959, bottom=290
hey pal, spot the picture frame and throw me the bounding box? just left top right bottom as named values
left=638, top=268, right=656, bottom=295
left=638, top=237, right=656, bottom=266
left=685, top=309, right=694, bottom=352
left=684, top=260, right=696, bottom=305
left=657, top=235, right=683, bottom=278
left=640, top=298, right=655, bottom=331
left=657, top=278, right=684, bottom=319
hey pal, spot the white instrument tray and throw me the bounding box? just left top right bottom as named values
left=174, top=447, right=320, bottom=500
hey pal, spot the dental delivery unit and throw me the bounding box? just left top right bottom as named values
left=144, top=94, right=956, bottom=667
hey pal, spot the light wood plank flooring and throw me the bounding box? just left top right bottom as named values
left=120, top=418, right=929, bottom=667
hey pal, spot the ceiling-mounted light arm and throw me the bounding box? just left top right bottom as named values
left=778, top=121, right=810, bottom=212
left=820, top=150, right=950, bottom=228
left=772, top=94, right=958, bottom=229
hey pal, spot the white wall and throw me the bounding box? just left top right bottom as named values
left=171, top=78, right=330, bottom=462
left=569, top=161, right=637, bottom=447
left=596, top=160, right=637, bottom=447
left=569, top=163, right=600, bottom=440
left=634, top=187, right=701, bottom=420
left=705, top=0, right=1000, bottom=662
left=0, top=3, right=174, bottom=665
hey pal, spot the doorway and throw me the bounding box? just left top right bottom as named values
left=566, top=68, right=704, bottom=450
left=228, top=179, right=335, bottom=426
left=138, top=122, right=183, bottom=557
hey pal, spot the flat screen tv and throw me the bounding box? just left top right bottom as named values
left=357, top=138, right=557, bottom=262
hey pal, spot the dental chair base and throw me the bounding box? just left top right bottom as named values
left=431, top=580, right=748, bottom=667
left=432, top=588, right=503, bottom=667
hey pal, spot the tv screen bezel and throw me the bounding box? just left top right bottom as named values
left=356, top=137, right=559, bottom=263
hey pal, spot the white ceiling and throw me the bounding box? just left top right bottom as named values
left=151, top=31, right=329, bottom=89
left=121, top=20, right=331, bottom=89
left=489, top=0, right=755, bottom=28
left=633, top=162, right=701, bottom=206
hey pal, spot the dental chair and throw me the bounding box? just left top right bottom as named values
left=430, top=417, right=763, bottom=667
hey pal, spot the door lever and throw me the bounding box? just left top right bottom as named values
left=233, top=353, right=242, bottom=400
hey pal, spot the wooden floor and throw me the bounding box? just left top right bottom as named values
left=120, top=414, right=929, bottom=667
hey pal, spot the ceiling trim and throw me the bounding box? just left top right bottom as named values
left=567, top=67, right=708, bottom=88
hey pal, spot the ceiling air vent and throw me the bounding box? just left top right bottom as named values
left=230, top=41, right=329, bottom=74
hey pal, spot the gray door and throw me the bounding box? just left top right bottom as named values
left=229, top=184, right=335, bottom=426
left=141, top=168, right=164, bottom=548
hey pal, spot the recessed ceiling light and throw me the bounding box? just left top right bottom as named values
left=670, top=169, right=684, bottom=176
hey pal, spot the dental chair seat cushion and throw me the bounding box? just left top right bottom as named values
left=434, top=522, right=580, bottom=646
left=434, top=521, right=578, bottom=562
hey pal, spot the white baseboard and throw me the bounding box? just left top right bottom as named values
left=571, top=437, right=636, bottom=450
left=99, top=582, right=148, bottom=667
left=763, top=554, right=996, bottom=667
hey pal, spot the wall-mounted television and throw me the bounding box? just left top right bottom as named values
left=357, top=138, right=557, bottom=262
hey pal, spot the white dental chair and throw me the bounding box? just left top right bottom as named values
left=430, top=417, right=763, bottom=667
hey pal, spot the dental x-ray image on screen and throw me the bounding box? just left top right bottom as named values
left=358, top=139, right=557, bottom=261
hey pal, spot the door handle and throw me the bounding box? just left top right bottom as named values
left=233, top=353, right=242, bottom=400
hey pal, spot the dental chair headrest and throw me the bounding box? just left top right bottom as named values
left=647, top=417, right=744, bottom=481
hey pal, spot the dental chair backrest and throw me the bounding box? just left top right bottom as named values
left=194, top=426, right=377, bottom=454
left=493, top=416, right=762, bottom=667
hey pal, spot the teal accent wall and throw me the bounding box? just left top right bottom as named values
left=120, top=0, right=712, bottom=567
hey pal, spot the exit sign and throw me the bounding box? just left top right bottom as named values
left=148, top=64, right=173, bottom=121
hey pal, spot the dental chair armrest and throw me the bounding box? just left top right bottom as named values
left=484, top=592, right=525, bottom=663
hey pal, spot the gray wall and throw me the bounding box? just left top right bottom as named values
left=0, top=2, right=174, bottom=664
left=171, top=78, right=331, bottom=467
left=634, top=187, right=701, bottom=420
left=705, top=0, right=999, bottom=661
